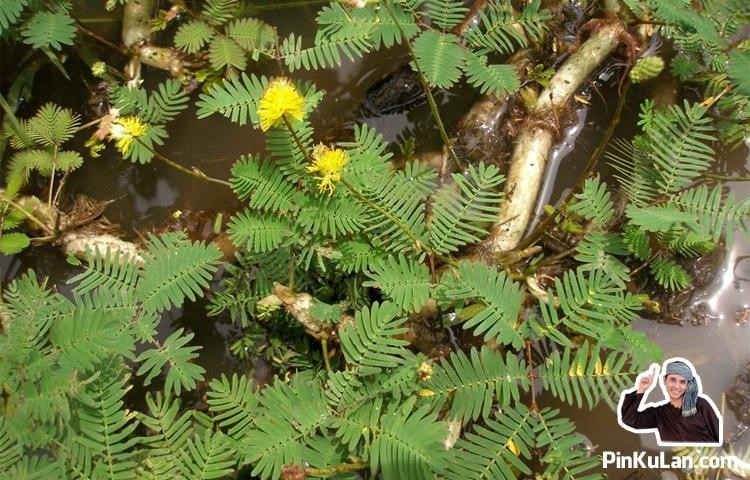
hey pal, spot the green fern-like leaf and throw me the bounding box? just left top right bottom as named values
left=174, top=20, right=214, bottom=54
left=2, top=453, right=60, bottom=478
left=206, top=373, right=257, bottom=439
left=574, top=232, right=630, bottom=288
left=363, top=255, right=431, bottom=313
left=568, top=175, right=614, bottom=227
left=226, top=18, right=276, bottom=60
left=370, top=401, right=449, bottom=480
left=208, top=36, right=247, bottom=71
left=227, top=210, right=290, bottom=253
left=426, top=346, right=529, bottom=422
left=180, top=430, right=236, bottom=480
left=669, top=183, right=750, bottom=245
left=266, top=119, right=315, bottom=181
left=465, top=0, right=548, bottom=54
left=7, top=149, right=54, bottom=180
left=537, top=267, right=635, bottom=342
left=429, top=161, right=504, bottom=254
left=230, top=154, right=299, bottom=213
left=50, top=305, right=132, bottom=374
left=622, top=224, right=652, bottom=261
left=0, top=419, right=22, bottom=474
left=0, top=232, right=30, bottom=255
left=661, top=229, right=716, bottom=257
left=241, top=374, right=331, bottom=480
left=296, top=194, right=369, bottom=240
left=136, top=328, right=206, bottom=396
left=111, top=80, right=189, bottom=124
left=463, top=53, right=520, bottom=97
left=196, top=72, right=265, bottom=126
left=337, top=239, right=387, bottom=273
left=24, top=103, right=80, bottom=147
left=439, top=261, right=524, bottom=348
left=281, top=31, right=371, bottom=72
left=412, top=30, right=466, bottom=89
left=539, top=341, right=637, bottom=409
left=369, top=3, right=419, bottom=48
left=338, top=123, right=393, bottom=183
left=534, top=408, right=603, bottom=480
left=21, top=12, right=75, bottom=50
left=137, top=393, right=194, bottom=479
left=649, top=257, right=691, bottom=291
left=332, top=395, right=382, bottom=453
left=126, top=124, right=168, bottom=164
left=625, top=204, right=697, bottom=233
left=136, top=233, right=222, bottom=313
left=200, top=0, right=237, bottom=26
left=642, top=100, right=717, bottom=195
left=446, top=404, right=535, bottom=479
left=728, top=50, right=750, bottom=96
left=68, top=247, right=141, bottom=300
left=607, top=137, right=659, bottom=207
left=347, top=165, right=433, bottom=254
left=339, top=301, right=410, bottom=375
left=75, top=359, right=139, bottom=480
left=425, top=0, right=468, bottom=29
left=0, top=0, right=28, bottom=33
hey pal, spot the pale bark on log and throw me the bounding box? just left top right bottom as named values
left=122, top=0, right=184, bottom=77
left=122, top=0, right=153, bottom=49
left=488, top=22, right=625, bottom=253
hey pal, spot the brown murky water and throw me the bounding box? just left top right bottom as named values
left=1, top=2, right=749, bottom=478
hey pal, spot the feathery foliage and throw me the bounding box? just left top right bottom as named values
left=339, top=301, right=410, bottom=375
left=439, top=261, right=524, bottom=348
left=21, top=11, right=75, bottom=50
left=427, top=346, right=529, bottom=422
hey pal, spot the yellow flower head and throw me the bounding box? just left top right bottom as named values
left=306, top=144, right=349, bottom=195
left=109, top=116, right=147, bottom=154
left=257, top=78, right=305, bottom=132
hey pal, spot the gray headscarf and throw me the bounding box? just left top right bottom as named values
left=665, top=361, right=698, bottom=417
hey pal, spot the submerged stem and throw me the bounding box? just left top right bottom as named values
left=382, top=1, right=462, bottom=169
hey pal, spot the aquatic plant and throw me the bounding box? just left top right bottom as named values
left=0, top=0, right=749, bottom=479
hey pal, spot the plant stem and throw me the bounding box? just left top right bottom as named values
left=526, top=340, right=538, bottom=412
left=320, top=334, right=332, bottom=374
left=0, top=195, right=54, bottom=236
left=703, top=173, right=750, bottom=181
left=135, top=138, right=232, bottom=188
left=305, top=461, right=368, bottom=476
left=48, top=145, right=58, bottom=208
left=248, top=0, right=328, bottom=12
left=76, top=117, right=105, bottom=132
left=382, top=1, right=462, bottom=169
left=341, top=178, right=424, bottom=252
left=75, top=19, right=129, bottom=55
left=282, top=115, right=312, bottom=164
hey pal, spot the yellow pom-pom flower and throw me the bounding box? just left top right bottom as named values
left=257, top=78, right=305, bottom=132
left=109, top=116, right=147, bottom=154
left=306, top=144, right=349, bottom=195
